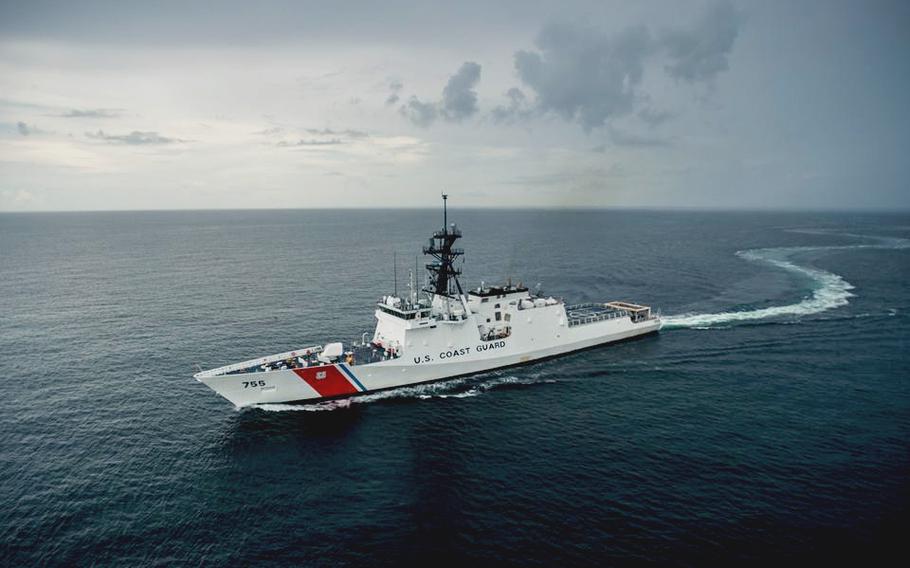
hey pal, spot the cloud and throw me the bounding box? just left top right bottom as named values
left=276, top=138, right=343, bottom=147
left=16, top=121, right=50, bottom=136
left=660, top=1, right=742, bottom=83
left=400, top=96, right=439, bottom=127
left=506, top=2, right=741, bottom=132
left=85, top=130, right=184, bottom=144
left=399, top=61, right=482, bottom=127
left=514, top=23, right=654, bottom=131
left=265, top=127, right=366, bottom=145
left=59, top=109, right=121, bottom=118
left=305, top=128, right=368, bottom=138
left=440, top=61, right=481, bottom=121
left=385, top=79, right=403, bottom=106
left=255, top=127, right=366, bottom=140
left=492, top=87, right=534, bottom=123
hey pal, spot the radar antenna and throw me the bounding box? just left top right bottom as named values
left=422, top=194, right=465, bottom=298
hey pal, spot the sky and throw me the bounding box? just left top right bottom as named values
left=0, top=0, right=908, bottom=211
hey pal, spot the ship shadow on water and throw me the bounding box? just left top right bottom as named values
left=226, top=402, right=367, bottom=444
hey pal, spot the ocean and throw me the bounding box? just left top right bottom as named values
left=1, top=209, right=908, bottom=566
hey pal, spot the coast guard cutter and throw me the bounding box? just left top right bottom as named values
left=195, top=196, right=661, bottom=407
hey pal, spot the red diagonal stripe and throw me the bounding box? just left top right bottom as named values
left=293, top=366, right=358, bottom=398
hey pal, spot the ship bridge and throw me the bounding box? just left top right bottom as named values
left=376, top=295, right=432, bottom=320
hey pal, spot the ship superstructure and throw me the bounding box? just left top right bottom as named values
left=195, top=196, right=661, bottom=407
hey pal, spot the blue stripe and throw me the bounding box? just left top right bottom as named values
left=339, top=364, right=368, bottom=392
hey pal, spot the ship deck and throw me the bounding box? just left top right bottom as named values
left=195, top=340, right=399, bottom=378
left=565, top=302, right=653, bottom=327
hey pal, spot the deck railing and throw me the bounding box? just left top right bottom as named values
left=567, top=308, right=629, bottom=327
left=194, top=344, right=324, bottom=378
left=565, top=303, right=656, bottom=327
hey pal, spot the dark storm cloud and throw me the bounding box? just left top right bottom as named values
left=514, top=23, right=654, bottom=131
left=59, top=108, right=121, bottom=118
left=440, top=61, right=481, bottom=121
left=400, top=62, right=482, bottom=127
left=660, top=0, right=742, bottom=83
left=396, top=3, right=739, bottom=131
left=86, top=130, right=184, bottom=144
left=507, top=1, right=740, bottom=131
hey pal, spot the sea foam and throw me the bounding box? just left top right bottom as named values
left=663, top=234, right=908, bottom=330
left=251, top=374, right=556, bottom=411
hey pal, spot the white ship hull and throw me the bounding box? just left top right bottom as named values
left=196, top=308, right=660, bottom=408
left=194, top=196, right=661, bottom=408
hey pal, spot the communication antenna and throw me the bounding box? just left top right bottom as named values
left=393, top=251, right=398, bottom=297
left=422, top=193, right=464, bottom=298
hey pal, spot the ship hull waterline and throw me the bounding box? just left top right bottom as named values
left=197, top=319, right=660, bottom=408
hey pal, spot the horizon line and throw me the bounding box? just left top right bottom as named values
left=2, top=205, right=910, bottom=215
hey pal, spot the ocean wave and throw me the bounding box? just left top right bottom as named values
left=662, top=234, right=908, bottom=330
left=252, top=399, right=354, bottom=412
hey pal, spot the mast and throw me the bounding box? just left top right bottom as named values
left=414, top=256, right=419, bottom=303
left=423, top=193, right=465, bottom=298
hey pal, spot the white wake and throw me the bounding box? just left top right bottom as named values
left=663, top=234, right=908, bottom=330
left=251, top=373, right=556, bottom=412
left=252, top=233, right=907, bottom=410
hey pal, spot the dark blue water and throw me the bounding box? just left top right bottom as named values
left=1, top=210, right=908, bottom=566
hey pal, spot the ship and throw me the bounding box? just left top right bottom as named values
left=194, top=196, right=661, bottom=407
